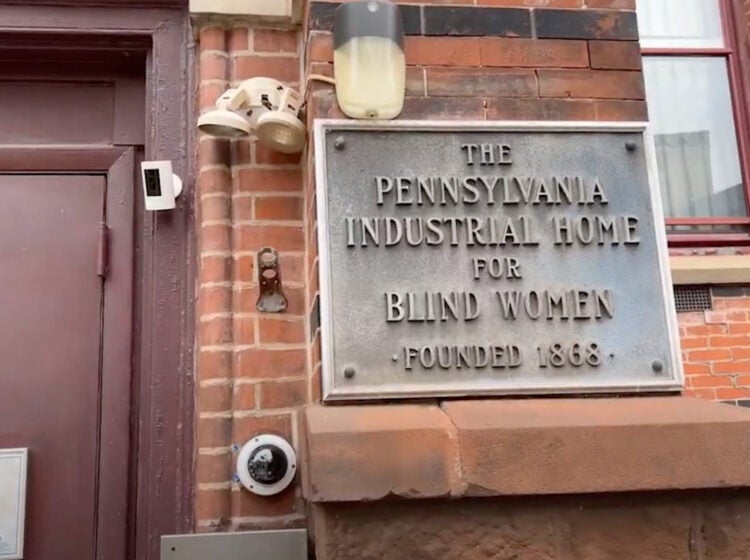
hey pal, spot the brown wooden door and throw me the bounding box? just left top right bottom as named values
left=0, top=174, right=127, bottom=560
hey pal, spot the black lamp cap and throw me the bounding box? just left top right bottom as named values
left=333, top=0, right=404, bottom=50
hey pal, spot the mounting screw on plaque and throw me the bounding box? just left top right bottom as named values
left=256, top=247, right=288, bottom=313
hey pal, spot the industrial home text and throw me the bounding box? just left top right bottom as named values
left=342, top=142, right=640, bottom=373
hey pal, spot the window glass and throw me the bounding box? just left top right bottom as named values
left=643, top=57, right=745, bottom=218
left=638, top=0, right=724, bottom=48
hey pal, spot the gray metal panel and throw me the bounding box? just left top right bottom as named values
left=161, top=530, right=307, bottom=560
left=315, top=120, right=684, bottom=401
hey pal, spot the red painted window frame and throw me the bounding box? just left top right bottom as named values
left=641, top=0, right=750, bottom=246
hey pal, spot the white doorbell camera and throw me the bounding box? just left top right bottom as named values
left=140, top=161, right=183, bottom=211
left=236, top=434, right=297, bottom=496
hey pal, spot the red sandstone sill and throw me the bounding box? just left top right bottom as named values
left=301, top=397, right=750, bottom=502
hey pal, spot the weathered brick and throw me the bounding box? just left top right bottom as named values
left=481, top=38, right=588, bottom=68
left=405, top=36, right=480, bottom=66
left=202, top=317, right=233, bottom=345
left=199, top=27, right=226, bottom=52
left=589, top=40, right=642, bottom=70
left=234, top=349, right=307, bottom=379
left=427, top=67, right=536, bottom=97
left=535, top=9, right=638, bottom=40
left=197, top=416, right=232, bottom=448
left=594, top=100, right=648, bottom=121
left=232, top=413, right=293, bottom=442
left=198, top=169, right=232, bottom=196
left=199, top=384, right=233, bottom=413
left=233, top=317, right=256, bottom=346
left=236, top=169, right=302, bottom=193
left=233, top=383, right=257, bottom=411
left=401, top=97, right=485, bottom=119
left=486, top=98, right=595, bottom=120
left=196, top=489, right=230, bottom=520
left=228, top=27, right=249, bottom=52
left=259, top=317, right=306, bottom=344
left=200, top=224, right=231, bottom=253
left=232, top=55, right=299, bottom=83
left=198, top=351, right=233, bottom=381
left=200, top=53, right=228, bottom=81
left=200, top=255, right=232, bottom=284
left=423, top=6, right=532, bottom=37
left=259, top=379, right=308, bottom=409
left=254, top=29, right=298, bottom=53
left=585, top=0, right=635, bottom=8
left=233, top=224, right=304, bottom=252
left=196, top=453, right=232, bottom=484
left=538, top=69, right=644, bottom=99
left=231, top=486, right=298, bottom=517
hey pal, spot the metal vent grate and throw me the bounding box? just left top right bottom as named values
left=673, top=285, right=712, bottom=313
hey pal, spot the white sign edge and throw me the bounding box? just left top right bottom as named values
left=0, top=448, right=27, bottom=560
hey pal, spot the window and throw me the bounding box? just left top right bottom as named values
left=638, top=0, right=750, bottom=244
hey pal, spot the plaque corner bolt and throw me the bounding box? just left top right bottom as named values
left=256, top=247, right=288, bottom=314
left=334, top=136, right=346, bottom=151
left=651, top=360, right=664, bottom=373
left=343, top=366, right=356, bottom=379
left=625, top=141, right=638, bottom=152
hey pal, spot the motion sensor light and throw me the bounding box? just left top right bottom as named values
left=333, top=0, right=405, bottom=119
left=198, top=77, right=305, bottom=154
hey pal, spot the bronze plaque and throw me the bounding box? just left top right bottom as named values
left=315, top=121, right=683, bottom=401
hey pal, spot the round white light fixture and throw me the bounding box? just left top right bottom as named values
left=197, top=77, right=306, bottom=154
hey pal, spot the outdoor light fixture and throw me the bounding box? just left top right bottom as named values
left=198, top=77, right=305, bottom=153
left=333, top=0, right=405, bottom=119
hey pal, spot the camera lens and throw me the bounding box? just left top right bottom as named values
left=247, top=444, right=289, bottom=485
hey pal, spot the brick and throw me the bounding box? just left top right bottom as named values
left=198, top=350, right=233, bottom=381
left=427, top=67, right=536, bottom=97
left=308, top=32, right=333, bottom=63
left=538, top=69, right=644, bottom=99
left=713, top=361, right=750, bottom=375
left=423, top=6, right=532, bottom=37
left=405, top=36, right=480, bottom=66
left=689, top=375, right=734, bottom=389
left=230, top=139, right=253, bottom=165
left=233, top=224, right=304, bottom=252
left=199, top=286, right=232, bottom=316
left=199, top=82, right=228, bottom=111
left=196, top=489, right=230, bottom=520
left=683, top=363, right=711, bottom=375
left=401, top=97, right=485, bottom=120
left=589, top=40, right=642, bottom=70
left=254, top=29, right=298, bottom=53
left=688, top=348, right=733, bottom=362
left=479, top=0, right=579, bottom=5
left=585, top=0, right=635, bottom=8
left=732, top=347, right=750, bottom=360
left=486, top=98, right=595, bottom=120
left=232, top=55, right=299, bottom=83
left=198, top=169, right=232, bottom=196
left=535, top=9, right=638, bottom=40
left=234, top=349, right=307, bottom=379
left=228, top=27, right=249, bottom=52
left=196, top=453, right=232, bottom=484
left=255, top=141, right=302, bottom=165
left=259, top=317, right=306, bottom=344
left=737, top=375, right=750, bottom=387
left=594, top=100, right=648, bottom=121
left=200, top=255, right=232, bottom=284
left=199, top=26, right=226, bottom=52
left=234, top=255, right=255, bottom=284
left=201, top=195, right=231, bottom=222
left=480, top=38, right=588, bottom=68
left=198, top=138, right=231, bottom=167
left=200, top=53, right=228, bottom=81
left=717, top=297, right=750, bottom=309
left=279, top=253, right=304, bottom=284
left=683, top=387, right=716, bottom=400
left=684, top=324, right=727, bottom=336
left=716, top=387, right=750, bottom=400
left=232, top=196, right=253, bottom=222
left=233, top=317, right=256, bottom=345
left=198, top=384, right=232, bottom=412
left=200, top=224, right=231, bottom=252
left=680, top=337, right=709, bottom=350
left=197, top=416, right=232, bottom=448
left=259, top=379, right=307, bottom=409
left=232, top=413, right=293, bottom=442
left=202, top=317, right=233, bottom=345
left=709, top=335, right=750, bottom=347
left=233, top=383, right=257, bottom=410
left=236, top=169, right=302, bottom=193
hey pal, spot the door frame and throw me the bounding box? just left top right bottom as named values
left=0, top=3, right=195, bottom=558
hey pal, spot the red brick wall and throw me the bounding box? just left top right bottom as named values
left=193, top=0, right=750, bottom=535
left=679, top=289, right=750, bottom=403
left=195, top=25, right=307, bottom=532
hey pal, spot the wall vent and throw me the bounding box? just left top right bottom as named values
left=673, top=285, right=712, bottom=313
